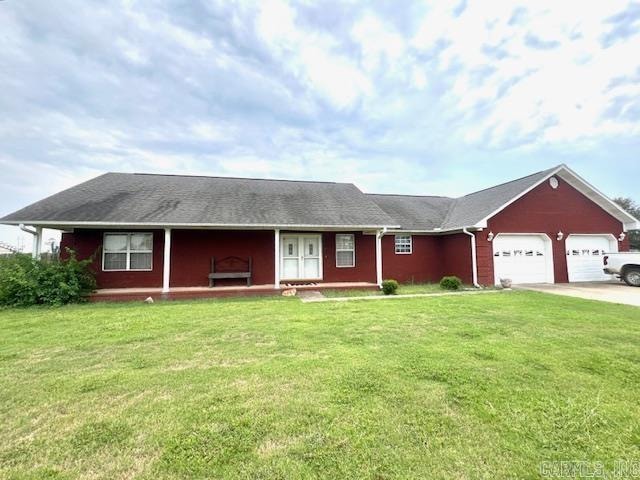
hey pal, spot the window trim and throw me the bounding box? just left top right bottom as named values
left=394, top=235, right=412, bottom=254
left=335, top=233, right=355, bottom=268
left=102, top=232, right=154, bottom=272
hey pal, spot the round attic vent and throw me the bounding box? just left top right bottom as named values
left=549, top=176, right=559, bottom=189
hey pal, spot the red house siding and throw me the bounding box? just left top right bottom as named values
left=321, top=231, right=377, bottom=283
left=170, top=229, right=275, bottom=287
left=475, top=177, right=628, bottom=285
left=60, top=229, right=164, bottom=288
left=381, top=235, right=443, bottom=283
left=439, top=233, right=473, bottom=284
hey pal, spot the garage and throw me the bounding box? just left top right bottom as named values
left=493, top=234, right=554, bottom=285
left=566, top=234, right=618, bottom=282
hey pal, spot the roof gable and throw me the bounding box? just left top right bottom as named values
left=367, top=165, right=639, bottom=232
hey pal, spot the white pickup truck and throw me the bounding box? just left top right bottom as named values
left=603, top=253, right=640, bottom=287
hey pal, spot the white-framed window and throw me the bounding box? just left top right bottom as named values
left=335, top=234, right=355, bottom=267
left=103, top=233, right=153, bottom=271
left=395, top=235, right=412, bottom=254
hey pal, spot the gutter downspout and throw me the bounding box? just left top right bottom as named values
left=375, top=227, right=387, bottom=288
left=20, top=224, right=41, bottom=259
left=463, top=228, right=480, bottom=288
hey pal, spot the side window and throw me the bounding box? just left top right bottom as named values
left=335, top=234, right=355, bottom=267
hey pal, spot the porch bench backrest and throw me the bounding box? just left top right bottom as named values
left=209, top=256, right=252, bottom=287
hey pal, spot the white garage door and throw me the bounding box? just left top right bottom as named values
left=493, top=234, right=553, bottom=285
left=566, top=235, right=617, bottom=282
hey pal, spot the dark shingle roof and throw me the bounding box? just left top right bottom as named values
left=365, top=194, right=455, bottom=230
left=0, top=173, right=397, bottom=228
left=367, top=166, right=558, bottom=230
left=1, top=165, right=581, bottom=231
left=440, top=166, right=557, bottom=229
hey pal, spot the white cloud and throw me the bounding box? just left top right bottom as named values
left=0, top=0, right=639, bottom=247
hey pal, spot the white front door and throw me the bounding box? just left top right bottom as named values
left=280, top=235, right=322, bottom=281
left=566, top=235, right=617, bottom=282
left=493, top=234, right=554, bottom=284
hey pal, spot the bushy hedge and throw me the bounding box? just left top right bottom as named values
left=381, top=279, right=399, bottom=295
left=0, top=251, right=96, bottom=307
left=439, top=276, right=462, bottom=291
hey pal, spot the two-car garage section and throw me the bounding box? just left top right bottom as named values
left=492, top=234, right=618, bottom=285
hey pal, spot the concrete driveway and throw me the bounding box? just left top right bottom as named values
left=515, top=281, right=640, bottom=307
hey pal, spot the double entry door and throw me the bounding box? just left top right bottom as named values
left=281, top=234, right=322, bottom=281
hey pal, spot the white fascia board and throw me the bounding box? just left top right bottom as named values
left=0, top=220, right=401, bottom=231
left=624, top=221, right=640, bottom=231
left=383, top=227, right=482, bottom=235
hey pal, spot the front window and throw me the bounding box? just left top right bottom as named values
left=335, top=234, right=355, bottom=267
left=103, top=233, right=153, bottom=271
left=395, top=235, right=412, bottom=254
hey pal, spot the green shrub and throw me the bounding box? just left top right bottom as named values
left=439, top=276, right=462, bottom=291
left=381, top=279, right=399, bottom=295
left=0, top=250, right=96, bottom=307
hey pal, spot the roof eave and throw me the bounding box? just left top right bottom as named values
left=0, top=220, right=401, bottom=231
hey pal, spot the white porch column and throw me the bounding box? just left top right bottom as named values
left=162, top=228, right=171, bottom=293
left=33, top=226, right=42, bottom=259
left=274, top=229, right=280, bottom=289
left=375, top=229, right=384, bottom=287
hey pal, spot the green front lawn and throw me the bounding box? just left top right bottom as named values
left=1, top=293, right=639, bottom=479
left=322, top=282, right=445, bottom=297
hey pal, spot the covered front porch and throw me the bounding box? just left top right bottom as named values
left=90, top=282, right=379, bottom=302
left=58, top=226, right=386, bottom=295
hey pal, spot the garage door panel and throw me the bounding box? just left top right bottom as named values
left=566, top=235, right=617, bottom=282
left=493, top=235, right=552, bottom=285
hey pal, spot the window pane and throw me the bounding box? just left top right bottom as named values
left=130, top=253, right=152, bottom=270
left=336, top=251, right=354, bottom=267
left=395, top=235, right=411, bottom=253
left=130, top=233, right=152, bottom=251
left=104, top=253, right=127, bottom=270
left=104, top=234, right=128, bottom=252
left=336, top=234, right=354, bottom=250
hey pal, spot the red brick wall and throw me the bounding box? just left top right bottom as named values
left=320, top=231, right=377, bottom=283
left=60, top=229, right=164, bottom=288
left=476, top=176, right=627, bottom=285
left=381, top=234, right=443, bottom=283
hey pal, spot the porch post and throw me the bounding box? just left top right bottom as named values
left=33, top=226, right=42, bottom=259
left=375, top=229, right=383, bottom=288
left=274, top=229, right=280, bottom=289
left=162, top=228, right=171, bottom=293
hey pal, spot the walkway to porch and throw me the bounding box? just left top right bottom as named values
left=90, top=282, right=378, bottom=302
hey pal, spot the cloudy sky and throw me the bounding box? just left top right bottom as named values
left=1, top=0, right=639, bottom=249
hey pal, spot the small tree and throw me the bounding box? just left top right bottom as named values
left=613, top=197, right=640, bottom=251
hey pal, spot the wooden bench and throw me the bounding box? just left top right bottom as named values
left=208, top=256, right=252, bottom=287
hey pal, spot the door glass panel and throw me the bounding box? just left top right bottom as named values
left=283, top=238, right=298, bottom=258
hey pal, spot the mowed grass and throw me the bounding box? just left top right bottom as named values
left=1, top=292, right=640, bottom=479
left=322, top=282, right=445, bottom=297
